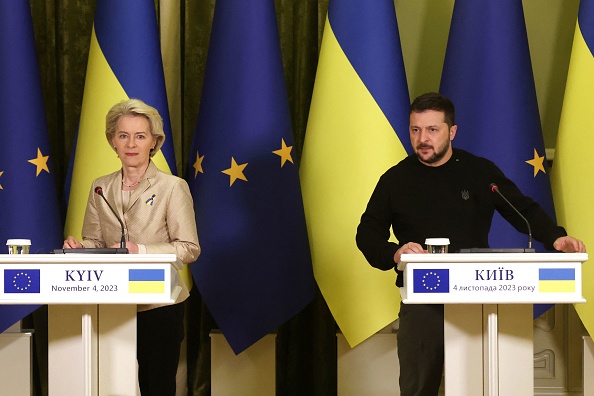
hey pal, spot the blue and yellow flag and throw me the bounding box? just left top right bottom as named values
left=128, top=269, right=165, bottom=294
left=551, top=0, right=594, bottom=336
left=440, top=0, right=556, bottom=317
left=0, top=1, right=62, bottom=331
left=538, top=268, right=575, bottom=293
left=65, top=0, right=176, bottom=236
left=300, top=0, right=410, bottom=347
left=186, top=0, right=315, bottom=354
left=63, top=0, right=191, bottom=285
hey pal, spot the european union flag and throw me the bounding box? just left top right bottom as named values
left=439, top=0, right=556, bottom=317
left=4, top=270, right=41, bottom=294
left=0, top=1, right=62, bottom=331
left=186, top=0, right=315, bottom=354
left=413, top=269, right=450, bottom=294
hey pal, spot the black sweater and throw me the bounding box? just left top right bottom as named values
left=356, top=149, right=566, bottom=287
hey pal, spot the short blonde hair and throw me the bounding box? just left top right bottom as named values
left=105, top=99, right=165, bottom=157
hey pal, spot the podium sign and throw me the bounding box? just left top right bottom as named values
left=401, top=252, right=586, bottom=304
left=399, top=252, right=588, bottom=396
left=0, top=253, right=183, bottom=396
left=0, top=254, right=180, bottom=304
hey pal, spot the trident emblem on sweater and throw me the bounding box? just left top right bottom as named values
left=461, top=190, right=470, bottom=200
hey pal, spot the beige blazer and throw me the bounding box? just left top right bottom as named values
left=80, top=161, right=200, bottom=311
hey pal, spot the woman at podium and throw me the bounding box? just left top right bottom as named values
left=63, top=99, right=201, bottom=396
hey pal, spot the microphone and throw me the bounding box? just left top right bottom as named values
left=490, top=183, right=532, bottom=250
left=95, top=186, right=127, bottom=249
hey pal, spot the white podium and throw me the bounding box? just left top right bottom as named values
left=400, top=252, right=587, bottom=396
left=0, top=253, right=182, bottom=396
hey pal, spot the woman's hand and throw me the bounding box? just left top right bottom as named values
left=63, top=236, right=82, bottom=249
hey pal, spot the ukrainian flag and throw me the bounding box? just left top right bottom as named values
left=538, top=268, right=575, bottom=293
left=551, top=0, right=594, bottom=334
left=300, top=0, right=410, bottom=347
left=63, top=1, right=191, bottom=287
left=129, top=269, right=165, bottom=294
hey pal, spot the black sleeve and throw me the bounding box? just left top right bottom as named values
left=491, top=165, right=566, bottom=250
left=356, top=174, right=399, bottom=271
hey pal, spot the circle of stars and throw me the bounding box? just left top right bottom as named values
left=422, top=271, right=442, bottom=291
left=12, top=272, right=33, bottom=291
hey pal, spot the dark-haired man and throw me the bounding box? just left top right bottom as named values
left=356, top=92, right=585, bottom=395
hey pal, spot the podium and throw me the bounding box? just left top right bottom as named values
left=0, top=253, right=182, bottom=396
left=400, top=252, right=587, bottom=396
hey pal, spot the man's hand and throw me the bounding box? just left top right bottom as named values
left=394, top=242, right=426, bottom=271
left=553, top=236, right=586, bottom=253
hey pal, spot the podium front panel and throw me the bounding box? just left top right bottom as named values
left=400, top=253, right=587, bottom=304
left=0, top=254, right=181, bottom=305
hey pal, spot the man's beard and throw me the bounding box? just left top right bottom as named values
left=416, top=139, right=451, bottom=164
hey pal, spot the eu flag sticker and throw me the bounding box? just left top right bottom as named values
left=413, top=269, right=449, bottom=293
left=4, top=269, right=41, bottom=293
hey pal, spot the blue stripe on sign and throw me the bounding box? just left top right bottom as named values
left=129, top=269, right=165, bottom=282
left=539, top=268, right=575, bottom=281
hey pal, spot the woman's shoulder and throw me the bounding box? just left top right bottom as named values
left=153, top=168, right=183, bottom=182
left=151, top=167, right=190, bottom=191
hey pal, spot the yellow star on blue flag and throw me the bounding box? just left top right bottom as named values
left=28, top=148, right=50, bottom=176
left=272, top=138, right=294, bottom=167
left=221, top=157, right=248, bottom=186
left=525, top=148, right=546, bottom=177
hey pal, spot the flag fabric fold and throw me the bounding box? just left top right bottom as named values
left=63, top=0, right=192, bottom=286
left=0, top=1, right=63, bottom=332
left=551, top=0, right=594, bottom=336
left=186, top=0, right=315, bottom=354
left=439, top=0, right=557, bottom=317
left=65, top=0, right=176, bottom=237
left=300, top=0, right=410, bottom=347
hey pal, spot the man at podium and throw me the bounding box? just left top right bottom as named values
left=356, top=92, right=585, bottom=396
left=63, top=99, right=201, bottom=396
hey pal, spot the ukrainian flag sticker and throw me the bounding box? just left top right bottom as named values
left=129, top=269, right=165, bottom=294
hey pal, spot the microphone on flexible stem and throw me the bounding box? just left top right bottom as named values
left=94, top=186, right=127, bottom=250
left=490, top=183, right=533, bottom=250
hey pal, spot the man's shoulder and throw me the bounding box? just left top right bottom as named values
left=382, top=154, right=417, bottom=175
left=452, top=149, right=496, bottom=167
